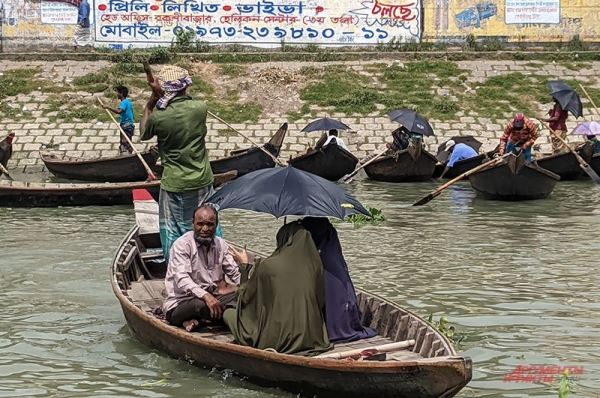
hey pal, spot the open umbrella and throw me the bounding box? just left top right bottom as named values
left=388, top=109, right=435, bottom=136
left=572, top=121, right=600, bottom=136
left=548, top=81, right=583, bottom=118
left=207, top=166, right=370, bottom=220
left=436, top=136, right=483, bottom=163
left=301, top=117, right=351, bottom=133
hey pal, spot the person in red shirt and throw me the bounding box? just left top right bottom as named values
left=498, top=113, right=539, bottom=163
left=544, top=100, right=569, bottom=153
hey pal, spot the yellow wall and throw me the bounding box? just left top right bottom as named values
left=423, top=0, right=600, bottom=42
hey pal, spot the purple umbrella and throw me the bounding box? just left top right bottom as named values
left=572, top=121, right=600, bottom=136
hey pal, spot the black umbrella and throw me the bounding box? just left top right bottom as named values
left=301, top=117, right=351, bottom=133
left=207, top=166, right=370, bottom=220
left=436, top=136, right=483, bottom=163
left=388, top=109, right=435, bottom=136
left=548, top=81, right=583, bottom=118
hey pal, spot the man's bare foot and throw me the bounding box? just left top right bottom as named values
left=183, top=319, right=200, bottom=332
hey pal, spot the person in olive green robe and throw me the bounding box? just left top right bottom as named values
left=224, top=222, right=332, bottom=355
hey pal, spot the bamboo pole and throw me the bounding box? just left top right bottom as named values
left=317, top=339, right=416, bottom=360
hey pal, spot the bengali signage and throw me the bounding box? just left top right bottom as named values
left=41, top=1, right=79, bottom=24
left=505, top=0, right=560, bottom=24
left=94, top=0, right=421, bottom=46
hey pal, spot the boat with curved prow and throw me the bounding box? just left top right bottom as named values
left=41, top=148, right=160, bottom=182
left=112, top=221, right=472, bottom=398
left=469, top=153, right=560, bottom=201
left=288, top=143, right=358, bottom=181
left=364, top=144, right=438, bottom=182
left=535, top=142, right=594, bottom=181
left=0, top=171, right=237, bottom=207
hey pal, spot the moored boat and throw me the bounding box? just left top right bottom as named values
left=112, top=212, right=472, bottom=397
left=364, top=145, right=438, bottom=182
left=288, top=143, right=358, bottom=181
left=434, top=153, right=488, bottom=180
left=0, top=171, right=237, bottom=207
left=590, top=153, right=600, bottom=175
left=535, top=142, right=593, bottom=181
left=41, top=148, right=160, bottom=182
left=469, top=153, right=560, bottom=201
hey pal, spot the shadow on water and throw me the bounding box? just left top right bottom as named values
left=1, top=177, right=600, bottom=397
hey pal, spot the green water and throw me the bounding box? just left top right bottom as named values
left=1, top=180, right=599, bottom=397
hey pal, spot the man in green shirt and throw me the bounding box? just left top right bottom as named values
left=140, top=65, right=215, bottom=261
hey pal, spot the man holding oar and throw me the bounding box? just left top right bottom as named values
left=140, top=65, right=216, bottom=261
left=498, top=113, right=539, bottom=163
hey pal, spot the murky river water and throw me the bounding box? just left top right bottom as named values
left=1, top=179, right=599, bottom=398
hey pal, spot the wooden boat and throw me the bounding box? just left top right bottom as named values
left=433, top=154, right=488, bottom=180
left=469, top=153, right=560, bottom=201
left=535, top=142, right=593, bottom=181
left=112, top=203, right=472, bottom=397
left=0, top=133, right=14, bottom=173
left=0, top=171, right=237, bottom=207
left=364, top=144, right=438, bottom=182
left=153, top=123, right=288, bottom=179
left=590, top=153, right=600, bottom=175
left=288, top=143, right=358, bottom=181
left=40, top=148, right=160, bottom=183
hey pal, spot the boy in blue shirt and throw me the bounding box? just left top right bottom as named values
left=104, top=86, right=135, bottom=153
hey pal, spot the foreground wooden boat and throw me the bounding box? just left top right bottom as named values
left=41, top=148, right=160, bottom=182
left=364, top=145, right=438, bottom=182
left=112, top=217, right=472, bottom=397
left=288, top=144, right=358, bottom=181
left=469, top=153, right=560, bottom=201
left=0, top=171, right=237, bottom=207
left=433, top=154, right=488, bottom=180
left=535, top=142, right=593, bottom=181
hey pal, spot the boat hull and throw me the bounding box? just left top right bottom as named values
left=441, top=154, right=488, bottom=179
left=536, top=144, right=593, bottom=181
left=41, top=149, right=159, bottom=182
left=289, top=144, right=358, bottom=181
left=590, top=153, right=600, bottom=175
left=364, top=148, right=437, bottom=182
left=469, top=154, right=560, bottom=201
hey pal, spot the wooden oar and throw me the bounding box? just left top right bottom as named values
left=0, top=163, right=14, bottom=181
left=413, top=154, right=510, bottom=206
left=317, top=339, right=416, bottom=360
left=341, top=147, right=388, bottom=183
left=537, top=119, right=600, bottom=184
left=98, top=97, right=158, bottom=180
left=142, top=62, right=284, bottom=167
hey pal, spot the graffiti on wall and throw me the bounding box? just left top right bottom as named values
left=423, top=0, right=600, bottom=41
left=94, top=0, right=421, bottom=47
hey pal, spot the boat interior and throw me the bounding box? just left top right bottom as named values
left=115, top=230, right=455, bottom=362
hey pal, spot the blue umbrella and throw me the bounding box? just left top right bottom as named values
left=301, top=117, right=351, bottom=133
left=207, top=166, right=370, bottom=219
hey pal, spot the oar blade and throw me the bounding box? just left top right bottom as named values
left=580, top=163, right=600, bottom=184
left=413, top=193, right=435, bottom=206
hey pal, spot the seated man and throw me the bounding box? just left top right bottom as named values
left=320, top=129, right=348, bottom=150
left=439, top=140, right=478, bottom=179
left=225, top=222, right=332, bottom=355
left=386, top=126, right=422, bottom=153
left=163, top=205, right=240, bottom=332
left=498, top=113, right=539, bottom=163
left=301, top=217, right=377, bottom=343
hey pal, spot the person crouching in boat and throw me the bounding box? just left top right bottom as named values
left=163, top=205, right=240, bottom=332
left=586, top=135, right=600, bottom=154
left=439, top=140, right=478, bottom=179
left=225, top=222, right=332, bottom=355
left=498, top=113, right=539, bottom=163
left=301, top=217, right=377, bottom=343
left=386, top=126, right=422, bottom=154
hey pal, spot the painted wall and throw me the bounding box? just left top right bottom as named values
left=423, top=0, right=600, bottom=42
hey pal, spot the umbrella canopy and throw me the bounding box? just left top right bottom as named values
left=388, top=109, right=435, bottom=136
left=301, top=117, right=351, bottom=133
left=207, top=166, right=370, bottom=220
left=436, top=136, right=483, bottom=163
left=548, top=81, right=583, bottom=118
left=572, top=121, right=600, bottom=136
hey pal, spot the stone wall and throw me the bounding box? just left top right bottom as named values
left=1, top=58, right=598, bottom=174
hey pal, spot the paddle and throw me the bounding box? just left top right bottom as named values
left=412, top=154, right=510, bottom=206
left=0, top=162, right=14, bottom=181
left=537, top=119, right=600, bottom=184
left=97, top=97, right=158, bottom=181
left=341, top=147, right=388, bottom=183
left=142, top=62, right=284, bottom=167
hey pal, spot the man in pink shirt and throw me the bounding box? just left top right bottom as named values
left=164, top=205, right=241, bottom=332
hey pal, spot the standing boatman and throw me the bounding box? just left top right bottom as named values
left=498, top=113, right=539, bottom=163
